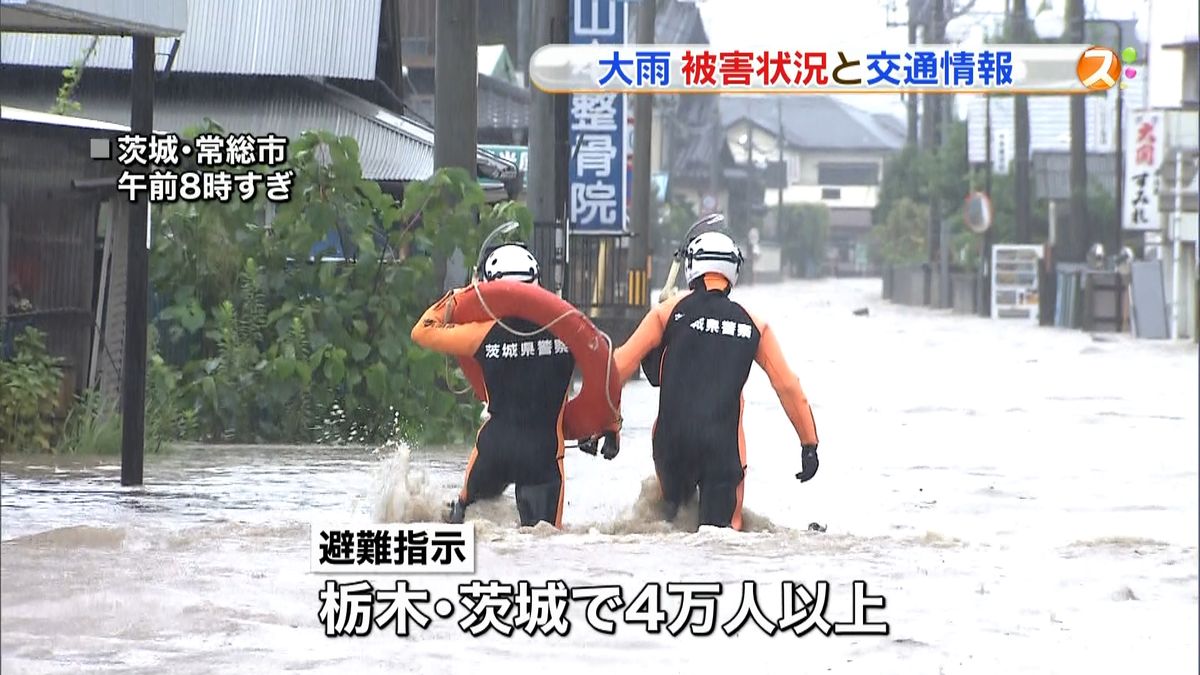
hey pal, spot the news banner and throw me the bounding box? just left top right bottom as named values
left=528, top=43, right=1126, bottom=94
left=311, top=523, right=889, bottom=639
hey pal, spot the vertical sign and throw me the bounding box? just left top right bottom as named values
left=1124, top=110, right=1164, bottom=232
left=568, top=0, right=629, bottom=234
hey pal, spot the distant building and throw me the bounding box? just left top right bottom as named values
left=719, top=96, right=906, bottom=275
left=0, top=0, right=520, bottom=197
left=637, top=0, right=763, bottom=287
left=966, top=19, right=1149, bottom=174
left=1163, top=36, right=1199, bottom=110
left=1161, top=35, right=1199, bottom=340
left=0, top=0, right=521, bottom=405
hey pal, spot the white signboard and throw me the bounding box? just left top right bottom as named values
left=1123, top=110, right=1164, bottom=232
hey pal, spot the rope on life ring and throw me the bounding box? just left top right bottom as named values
left=446, top=281, right=623, bottom=439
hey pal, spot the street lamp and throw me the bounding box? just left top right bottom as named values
left=1034, top=6, right=1126, bottom=261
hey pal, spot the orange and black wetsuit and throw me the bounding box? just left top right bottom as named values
left=614, top=273, right=819, bottom=531
left=411, top=291, right=575, bottom=528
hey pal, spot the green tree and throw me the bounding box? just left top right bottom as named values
left=150, top=122, right=530, bottom=446
left=872, top=120, right=976, bottom=268
left=871, top=197, right=928, bottom=265
left=780, top=202, right=830, bottom=277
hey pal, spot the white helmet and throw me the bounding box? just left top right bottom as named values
left=684, top=231, right=743, bottom=287
left=480, top=243, right=539, bottom=283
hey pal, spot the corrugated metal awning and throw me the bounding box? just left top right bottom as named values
left=1, top=0, right=376, bottom=78
left=0, top=69, right=517, bottom=185
left=0, top=0, right=187, bottom=37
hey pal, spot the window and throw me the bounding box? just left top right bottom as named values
left=817, top=162, right=879, bottom=186
left=821, top=188, right=841, bottom=200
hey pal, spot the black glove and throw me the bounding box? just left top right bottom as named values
left=577, top=435, right=600, bottom=456
left=577, top=431, right=619, bottom=460
left=795, top=444, right=819, bottom=482
left=599, top=431, right=619, bottom=460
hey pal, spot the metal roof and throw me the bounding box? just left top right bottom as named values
left=404, top=69, right=531, bottom=133
left=0, top=0, right=186, bottom=37
left=1, top=104, right=129, bottom=132
left=0, top=0, right=379, bottom=79
left=655, top=0, right=708, bottom=45
left=0, top=68, right=517, bottom=184
left=719, top=96, right=906, bottom=152
left=669, top=95, right=727, bottom=181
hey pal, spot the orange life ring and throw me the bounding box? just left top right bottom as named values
left=448, top=281, right=622, bottom=441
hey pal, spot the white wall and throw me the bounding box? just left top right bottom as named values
left=725, top=122, right=890, bottom=210
left=1146, top=0, right=1198, bottom=109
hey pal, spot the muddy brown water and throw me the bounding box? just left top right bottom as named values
left=3, top=279, right=1197, bottom=674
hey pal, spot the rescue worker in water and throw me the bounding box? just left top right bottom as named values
left=410, top=241, right=618, bottom=529
left=582, top=216, right=820, bottom=531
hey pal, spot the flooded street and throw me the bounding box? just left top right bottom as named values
left=2, top=278, right=1197, bottom=674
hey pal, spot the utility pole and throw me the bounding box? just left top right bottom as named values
left=120, top=34, right=154, bottom=487
left=939, top=89, right=951, bottom=307
left=906, top=0, right=920, bottom=146
left=1066, top=0, right=1088, bottom=263
left=516, top=0, right=532, bottom=78
left=1012, top=0, right=1032, bottom=243
left=527, top=0, right=568, bottom=294
left=925, top=0, right=945, bottom=304
left=776, top=96, right=786, bottom=277
left=708, top=101, right=722, bottom=214
left=980, top=92, right=993, bottom=316
left=434, top=0, right=478, bottom=174
left=630, top=0, right=655, bottom=307
left=379, top=0, right=406, bottom=110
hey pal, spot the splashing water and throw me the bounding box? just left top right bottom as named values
left=369, top=441, right=446, bottom=524
left=366, top=439, right=783, bottom=538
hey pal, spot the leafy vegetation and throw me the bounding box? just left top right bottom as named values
left=0, top=327, right=64, bottom=452
left=4, top=123, right=532, bottom=453
left=50, top=36, right=98, bottom=116
left=148, top=122, right=529, bottom=447
left=779, top=203, right=830, bottom=278
left=0, top=324, right=190, bottom=455
left=871, top=119, right=972, bottom=268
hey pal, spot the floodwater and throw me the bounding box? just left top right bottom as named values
left=2, top=278, right=1197, bottom=674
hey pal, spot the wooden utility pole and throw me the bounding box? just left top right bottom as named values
left=434, top=0, right=478, bottom=174
left=1066, top=0, right=1088, bottom=262
left=629, top=0, right=656, bottom=306
left=120, top=34, right=154, bottom=487
left=379, top=0, right=407, bottom=109
left=527, top=0, right=568, bottom=294
left=1012, top=0, right=1032, bottom=243
left=906, top=0, right=920, bottom=146
left=924, top=0, right=945, bottom=283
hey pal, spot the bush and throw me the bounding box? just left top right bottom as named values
left=149, top=123, right=528, bottom=447
left=0, top=327, right=64, bottom=453
left=872, top=120, right=973, bottom=268
left=780, top=202, right=830, bottom=277
left=871, top=197, right=929, bottom=266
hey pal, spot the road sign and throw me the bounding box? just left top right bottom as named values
left=964, top=191, right=993, bottom=234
